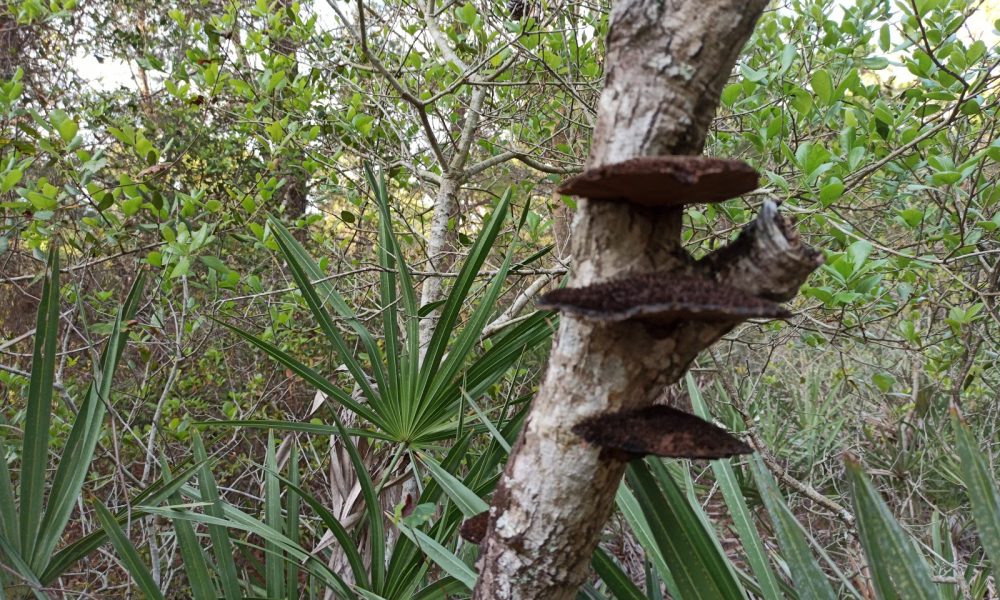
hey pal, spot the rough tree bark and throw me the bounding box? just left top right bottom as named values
left=473, top=1, right=821, bottom=598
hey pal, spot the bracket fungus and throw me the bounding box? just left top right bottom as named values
left=460, top=510, right=490, bottom=544
left=572, top=405, right=752, bottom=460
left=556, top=156, right=759, bottom=207
left=537, top=272, right=791, bottom=324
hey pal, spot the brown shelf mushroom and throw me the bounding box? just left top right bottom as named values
left=572, top=405, right=752, bottom=460
left=460, top=511, right=490, bottom=544
left=556, top=156, right=759, bottom=207
left=537, top=272, right=791, bottom=324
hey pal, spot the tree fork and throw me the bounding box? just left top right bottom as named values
left=473, top=1, right=821, bottom=598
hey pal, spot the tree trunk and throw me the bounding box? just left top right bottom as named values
left=275, top=0, right=309, bottom=220
left=418, top=87, right=488, bottom=356
left=473, top=1, right=821, bottom=598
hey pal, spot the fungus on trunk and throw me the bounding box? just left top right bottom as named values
left=461, top=511, right=490, bottom=545
left=556, top=155, right=759, bottom=207
left=571, top=405, right=752, bottom=460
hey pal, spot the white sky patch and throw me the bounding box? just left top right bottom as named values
left=73, top=48, right=138, bottom=92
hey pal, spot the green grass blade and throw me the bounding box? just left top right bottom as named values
left=396, top=522, right=476, bottom=589
left=149, top=495, right=354, bottom=597
left=687, top=374, right=782, bottom=600
left=416, top=311, right=552, bottom=443
left=93, top=502, right=165, bottom=600
left=197, top=419, right=394, bottom=441
left=268, top=218, right=387, bottom=416
left=161, top=457, right=215, bottom=600
left=411, top=576, right=467, bottom=600
left=191, top=431, right=242, bottom=600
left=951, top=409, right=1000, bottom=585
left=415, top=452, right=488, bottom=517
left=0, top=438, right=20, bottom=553
left=276, top=476, right=369, bottom=589
left=416, top=190, right=511, bottom=401
left=419, top=251, right=513, bottom=430
left=286, top=442, right=301, bottom=596
left=330, top=415, right=385, bottom=591
left=952, top=409, right=1000, bottom=582
left=592, top=547, right=646, bottom=600
left=615, top=484, right=681, bottom=597
left=19, top=245, right=59, bottom=562
left=0, top=535, right=47, bottom=600
left=365, top=164, right=408, bottom=422
left=34, top=273, right=144, bottom=571
left=627, top=459, right=744, bottom=599
left=39, top=460, right=203, bottom=583
left=355, top=588, right=390, bottom=600
left=265, top=432, right=285, bottom=599
left=750, top=456, right=838, bottom=599
left=845, top=457, right=942, bottom=600
left=266, top=215, right=388, bottom=402
left=461, top=391, right=511, bottom=453
left=212, top=318, right=382, bottom=426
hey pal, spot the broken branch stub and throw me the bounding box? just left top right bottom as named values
left=555, top=156, right=759, bottom=208
left=572, top=405, right=752, bottom=459
left=537, top=272, right=791, bottom=324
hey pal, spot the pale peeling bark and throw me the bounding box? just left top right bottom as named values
left=418, top=87, right=488, bottom=356
left=473, top=1, right=819, bottom=598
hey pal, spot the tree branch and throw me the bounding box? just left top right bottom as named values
left=326, top=0, right=448, bottom=168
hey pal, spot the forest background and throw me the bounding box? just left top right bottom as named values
left=2, top=0, right=1000, bottom=597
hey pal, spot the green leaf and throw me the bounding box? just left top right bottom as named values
left=951, top=410, right=1000, bottom=586
left=819, top=179, right=845, bottom=206
left=170, top=256, right=190, bottom=278
left=267, top=213, right=388, bottom=420
left=846, top=240, right=873, bottom=272
left=1, top=168, right=23, bottom=192
left=93, top=502, right=166, bottom=600
left=687, top=376, right=782, bottom=600
left=190, top=431, right=242, bottom=600
left=19, top=245, right=59, bottom=566
left=416, top=452, right=488, bottom=517
left=721, top=83, right=741, bottom=106
left=879, top=24, right=891, bottom=51
left=265, top=432, right=285, bottom=599
left=811, top=69, right=833, bottom=104
left=199, top=255, right=229, bottom=272
left=617, top=482, right=682, bottom=596
left=872, top=373, right=895, bottom=393
left=285, top=442, right=301, bottom=596
left=57, top=118, right=78, bottom=143
left=456, top=2, right=477, bottom=25
left=751, top=457, right=838, bottom=600
left=33, top=273, right=145, bottom=571
left=26, top=190, right=57, bottom=211
left=779, top=44, right=797, bottom=74
left=845, top=458, right=942, bottom=599
left=862, top=57, right=889, bottom=70
left=626, top=460, right=744, bottom=599
left=396, top=522, right=476, bottom=589
left=0, top=536, right=49, bottom=600
left=592, top=547, right=646, bottom=600
left=790, top=87, right=813, bottom=115
left=740, top=64, right=767, bottom=83
left=161, top=458, right=215, bottom=600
